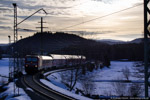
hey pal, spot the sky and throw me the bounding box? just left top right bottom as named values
left=0, top=0, right=144, bottom=43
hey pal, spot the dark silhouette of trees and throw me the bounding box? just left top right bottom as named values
left=103, top=55, right=110, bottom=67
left=0, top=46, right=2, bottom=59
left=110, top=43, right=144, bottom=61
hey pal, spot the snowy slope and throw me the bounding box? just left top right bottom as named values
left=0, top=82, right=31, bottom=100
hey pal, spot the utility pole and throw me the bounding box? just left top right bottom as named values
left=36, top=17, right=48, bottom=55
left=8, top=36, right=13, bottom=81
left=13, top=3, right=18, bottom=43
left=144, top=0, right=150, bottom=98
left=12, top=3, right=19, bottom=96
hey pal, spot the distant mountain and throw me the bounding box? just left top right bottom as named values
left=129, top=38, right=144, bottom=44
left=97, top=39, right=126, bottom=45
left=97, top=38, right=146, bottom=45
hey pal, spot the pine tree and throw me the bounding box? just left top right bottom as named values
left=104, top=55, right=110, bottom=67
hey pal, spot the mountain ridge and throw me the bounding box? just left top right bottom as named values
left=97, top=38, right=146, bottom=45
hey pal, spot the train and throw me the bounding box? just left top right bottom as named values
left=24, top=54, right=86, bottom=74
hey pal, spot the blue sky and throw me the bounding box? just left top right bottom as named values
left=0, top=0, right=143, bottom=43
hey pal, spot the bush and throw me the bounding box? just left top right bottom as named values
left=122, top=67, right=130, bottom=80
left=128, top=83, right=143, bottom=97
left=80, top=76, right=95, bottom=96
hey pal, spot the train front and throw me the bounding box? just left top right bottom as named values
left=25, top=55, right=39, bottom=74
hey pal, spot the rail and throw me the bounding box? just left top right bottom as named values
left=22, top=70, right=76, bottom=100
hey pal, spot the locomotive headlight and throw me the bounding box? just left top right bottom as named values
left=35, top=65, right=38, bottom=67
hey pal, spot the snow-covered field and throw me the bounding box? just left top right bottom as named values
left=91, top=61, right=144, bottom=96
left=45, top=61, right=147, bottom=98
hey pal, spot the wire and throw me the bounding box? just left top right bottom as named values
left=0, top=8, right=12, bottom=11
left=58, top=3, right=143, bottom=31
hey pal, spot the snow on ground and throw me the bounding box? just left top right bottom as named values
left=0, top=82, right=31, bottom=100
left=0, top=58, right=9, bottom=76
left=0, top=58, right=9, bottom=86
left=45, top=61, right=146, bottom=98
left=0, top=58, right=31, bottom=100
left=90, top=61, right=144, bottom=96
left=92, top=61, right=141, bottom=80
left=40, top=79, right=92, bottom=100
left=26, top=88, right=34, bottom=92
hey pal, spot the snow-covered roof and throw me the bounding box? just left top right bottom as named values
left=50, top=54, right=86, bottom=60
left=41, top=56, right=53, bottom=60
left=25, top=55, right=86, bottom=60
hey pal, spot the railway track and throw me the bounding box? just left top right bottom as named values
left=21, top=70, right=76, bottom=100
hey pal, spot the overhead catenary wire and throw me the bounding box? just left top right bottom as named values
left=58, top=3, right=143, bottom=31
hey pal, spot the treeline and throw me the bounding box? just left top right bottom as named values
left=0, top=46, right=2, bottom=59
left=56, top=42, right=144, bottom=61
left=110, top=43, right=144, bottom=61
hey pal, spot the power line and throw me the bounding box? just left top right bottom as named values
left=59, top=3, right=143, bottom=31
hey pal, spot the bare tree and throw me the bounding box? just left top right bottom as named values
left=112, top=74, right=143, bottom=97
left=112, top=77, right=128, bottom=96
left=122, top=66, right=130, bottom=80
left=60, top=55, right=84, bottom=91
left=61, top=68, right=82, bottom=91
left=80, top=75, right=95, bottom=96
left=132, top=62, right=144, bottom=79
left=103, top=90, right=112, bottom=96
left=133, top=61, right=150, bottom=83
left=128, top=83, right=143, bottom=97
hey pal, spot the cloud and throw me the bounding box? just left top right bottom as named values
left=92, top=0, right=113, bottom=4
left=0, top=26, right=12, bottom=30
left=18, top=28, right=37, bottom=32
left=115, top=33, right=143, bottom=38
left=66, top=30, right=115, bottom=36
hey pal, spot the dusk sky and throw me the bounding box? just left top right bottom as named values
left=0, top=0, right=144, bottom=43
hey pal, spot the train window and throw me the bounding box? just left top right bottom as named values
left=26, top=58, right=38, bottom=62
